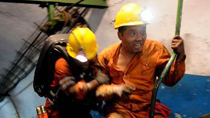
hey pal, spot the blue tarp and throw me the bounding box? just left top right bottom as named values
left=158, top=74, right=210, bottom=118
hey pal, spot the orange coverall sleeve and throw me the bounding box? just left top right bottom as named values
left=97, top=48, right=110, bottom=74
left=96, top=48, right=115, bottom=100
left=50, top=58, right=72, bottom=87
left=156, top=45, right=186, bottom=86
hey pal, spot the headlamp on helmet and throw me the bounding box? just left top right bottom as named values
left=140, top=6, right=154, bottom=24
left=75, top=48, right=88, bottom=63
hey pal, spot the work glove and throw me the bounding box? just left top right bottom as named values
left=171, top=35, right=186, bottom=62
left=59, top=76, right=76, bottom=95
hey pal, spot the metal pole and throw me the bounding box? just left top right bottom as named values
left=149, top=0, right=183, bottom=117
left=175, top=0, right=183, bottom=36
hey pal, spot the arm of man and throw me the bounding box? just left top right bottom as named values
left=58, top=58, right=110, bottom=99
left=53, top=58, right=76, bottom=95
left=87, top=70, right=110, bottom=91
left=156, top=36, right=186, bottom=86
left=95, top=48, right=114, bottom=100
left=96, top=83, right=135, bottom=101
left=56, top=59, right=87, bottom=99
left=95, top=46, right=135, bottom=100
left=53, top=58, right=87, bottom=99
left=69, top=69, right=110, bottom=100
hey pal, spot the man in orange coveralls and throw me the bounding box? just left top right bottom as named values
left=96, top=3, right=186, bottom=118
left=45, top=27, right=109, bottom=118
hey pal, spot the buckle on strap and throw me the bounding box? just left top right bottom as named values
left=48, top=88, right=61, bottom=105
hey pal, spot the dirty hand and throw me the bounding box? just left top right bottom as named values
left=171, top=35, right=186, bottom=61
left=74, top=80, right=88, bottom=100
left=95, top=85, right=115, bottom=101
left=59, top=76, right=76, bottom=95
left=113, top=84, right=136, bottom=98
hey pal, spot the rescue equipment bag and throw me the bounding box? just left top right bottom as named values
left=33, top=34, right=71, bottom=97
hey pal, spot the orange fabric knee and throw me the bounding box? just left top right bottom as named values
left=108, top=112, right=125, bottom=118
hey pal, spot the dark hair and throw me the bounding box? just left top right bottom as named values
left=118, top=26, right=127, bottom=35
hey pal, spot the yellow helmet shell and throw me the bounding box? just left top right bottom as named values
left=66, top=27, right=98, bottom=60
left=114, top=3, right=145, bottom=29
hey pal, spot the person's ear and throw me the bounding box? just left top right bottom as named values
left=117, top=31, right=122, bottom=41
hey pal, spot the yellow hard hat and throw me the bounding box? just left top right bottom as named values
left=66, top=27, right=98, bottom=60
left=114, top=3, right=145, bottom=29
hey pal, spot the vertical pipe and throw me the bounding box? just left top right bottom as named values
left=149, top=0, right=184, bottom=118
left=175, top=0, right=183, bottom=36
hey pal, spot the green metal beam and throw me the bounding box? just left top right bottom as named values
left=48, top=4, right=55, bottom=20
left=0, top=0, right=107, bottom=8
